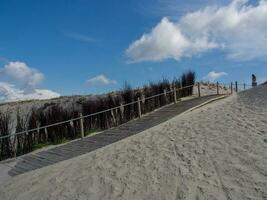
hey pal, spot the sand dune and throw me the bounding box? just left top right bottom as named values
left=0, top=85, right=266, bottom=200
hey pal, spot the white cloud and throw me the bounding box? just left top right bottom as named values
left=0, top=61, right=44, bottom=87
left=126, top=0, right=267, bottom=62
left=0, top=61, right=60, bottom=102
left=86, top=75, right=117, bottom=87
left=0, top=82, right=60, bottom=102
left=203, top=71, right=228, bottom=82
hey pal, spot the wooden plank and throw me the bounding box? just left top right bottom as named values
left=25, top=155, right=54, bottom=165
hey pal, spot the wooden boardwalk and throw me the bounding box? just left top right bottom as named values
left=3, top=95, right=223, bottom=177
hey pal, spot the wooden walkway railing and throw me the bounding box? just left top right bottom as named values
left=0, top=82, right=252, bottom=141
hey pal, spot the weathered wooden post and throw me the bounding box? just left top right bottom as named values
left=235, top=81, right=238, bottom=93
left=44, top=127, right=48, bottom=141
left=164, top=89, right=167, bottom=103
left=137, top=97, right=142, bottom=118
left=173, top=87, right=177, bottom=103
left=69, top=119, right=74, bottom=136
left=197, top=82, right=201, bottom=97
left=231, top=82, right=233, bottom=94
left=70, top=119, right=74, bottom=127
left=79, top=113, right=84, bottom=138
left=36, top=126, right=40, bottom=144
left=217, top=82, right=219, bottom=95
left=13, top=134, right=17, bottom=158
left=180, top=79, right=183, bottom=97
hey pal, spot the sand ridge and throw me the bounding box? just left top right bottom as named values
left=0, top=85, right=266, bottom=200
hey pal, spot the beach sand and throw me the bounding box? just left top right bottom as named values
left=0, top=85, right=266, bottom=200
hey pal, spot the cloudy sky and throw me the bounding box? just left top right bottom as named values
left=0, top=0, right=266, bottom=102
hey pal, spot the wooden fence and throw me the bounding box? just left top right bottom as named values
left=0, top=81, right=252, bottom=160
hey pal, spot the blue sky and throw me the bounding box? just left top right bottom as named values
left=0, top=0, right=266, bottom=101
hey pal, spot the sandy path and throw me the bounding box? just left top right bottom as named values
left=0, top=85, right=266, bottom=200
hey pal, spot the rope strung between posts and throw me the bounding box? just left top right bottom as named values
left=0, top=82, right=251, bottom=140
left=0, top=84, right=195, bottom=140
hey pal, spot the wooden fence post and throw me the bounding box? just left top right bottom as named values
left=69, top=119, right=74, bottom=136
left=217, top=82, right=219, bottom=95
left=44, top=127, right=48, bottom=141
left=231, top=82, right=233, bottom=94
left=137, top=97, right=142, bottom=118
left=13, top=134, right=17, bottom=158
left=70, top=119, right=74, bottom=127
left=235, top=81, right=238, bottom=93
left=80, top=113, right=84, bottom=138
left=179, top=80, right=183, bottom=97
left=197, top=82, right=201, bottom=97
left=36, top=126, right=40, bottom=143
left=173, top=87, right=177, bottom=103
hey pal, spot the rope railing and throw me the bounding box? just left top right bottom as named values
left=0, top=84, right=195, bottom=140
left=0, top=82, right=252, bottom=140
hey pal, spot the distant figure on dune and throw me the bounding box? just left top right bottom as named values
left=252, top=74, right=257, bottom=87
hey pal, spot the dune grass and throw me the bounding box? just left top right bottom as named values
left=0, top=71, right=195, bottom=161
